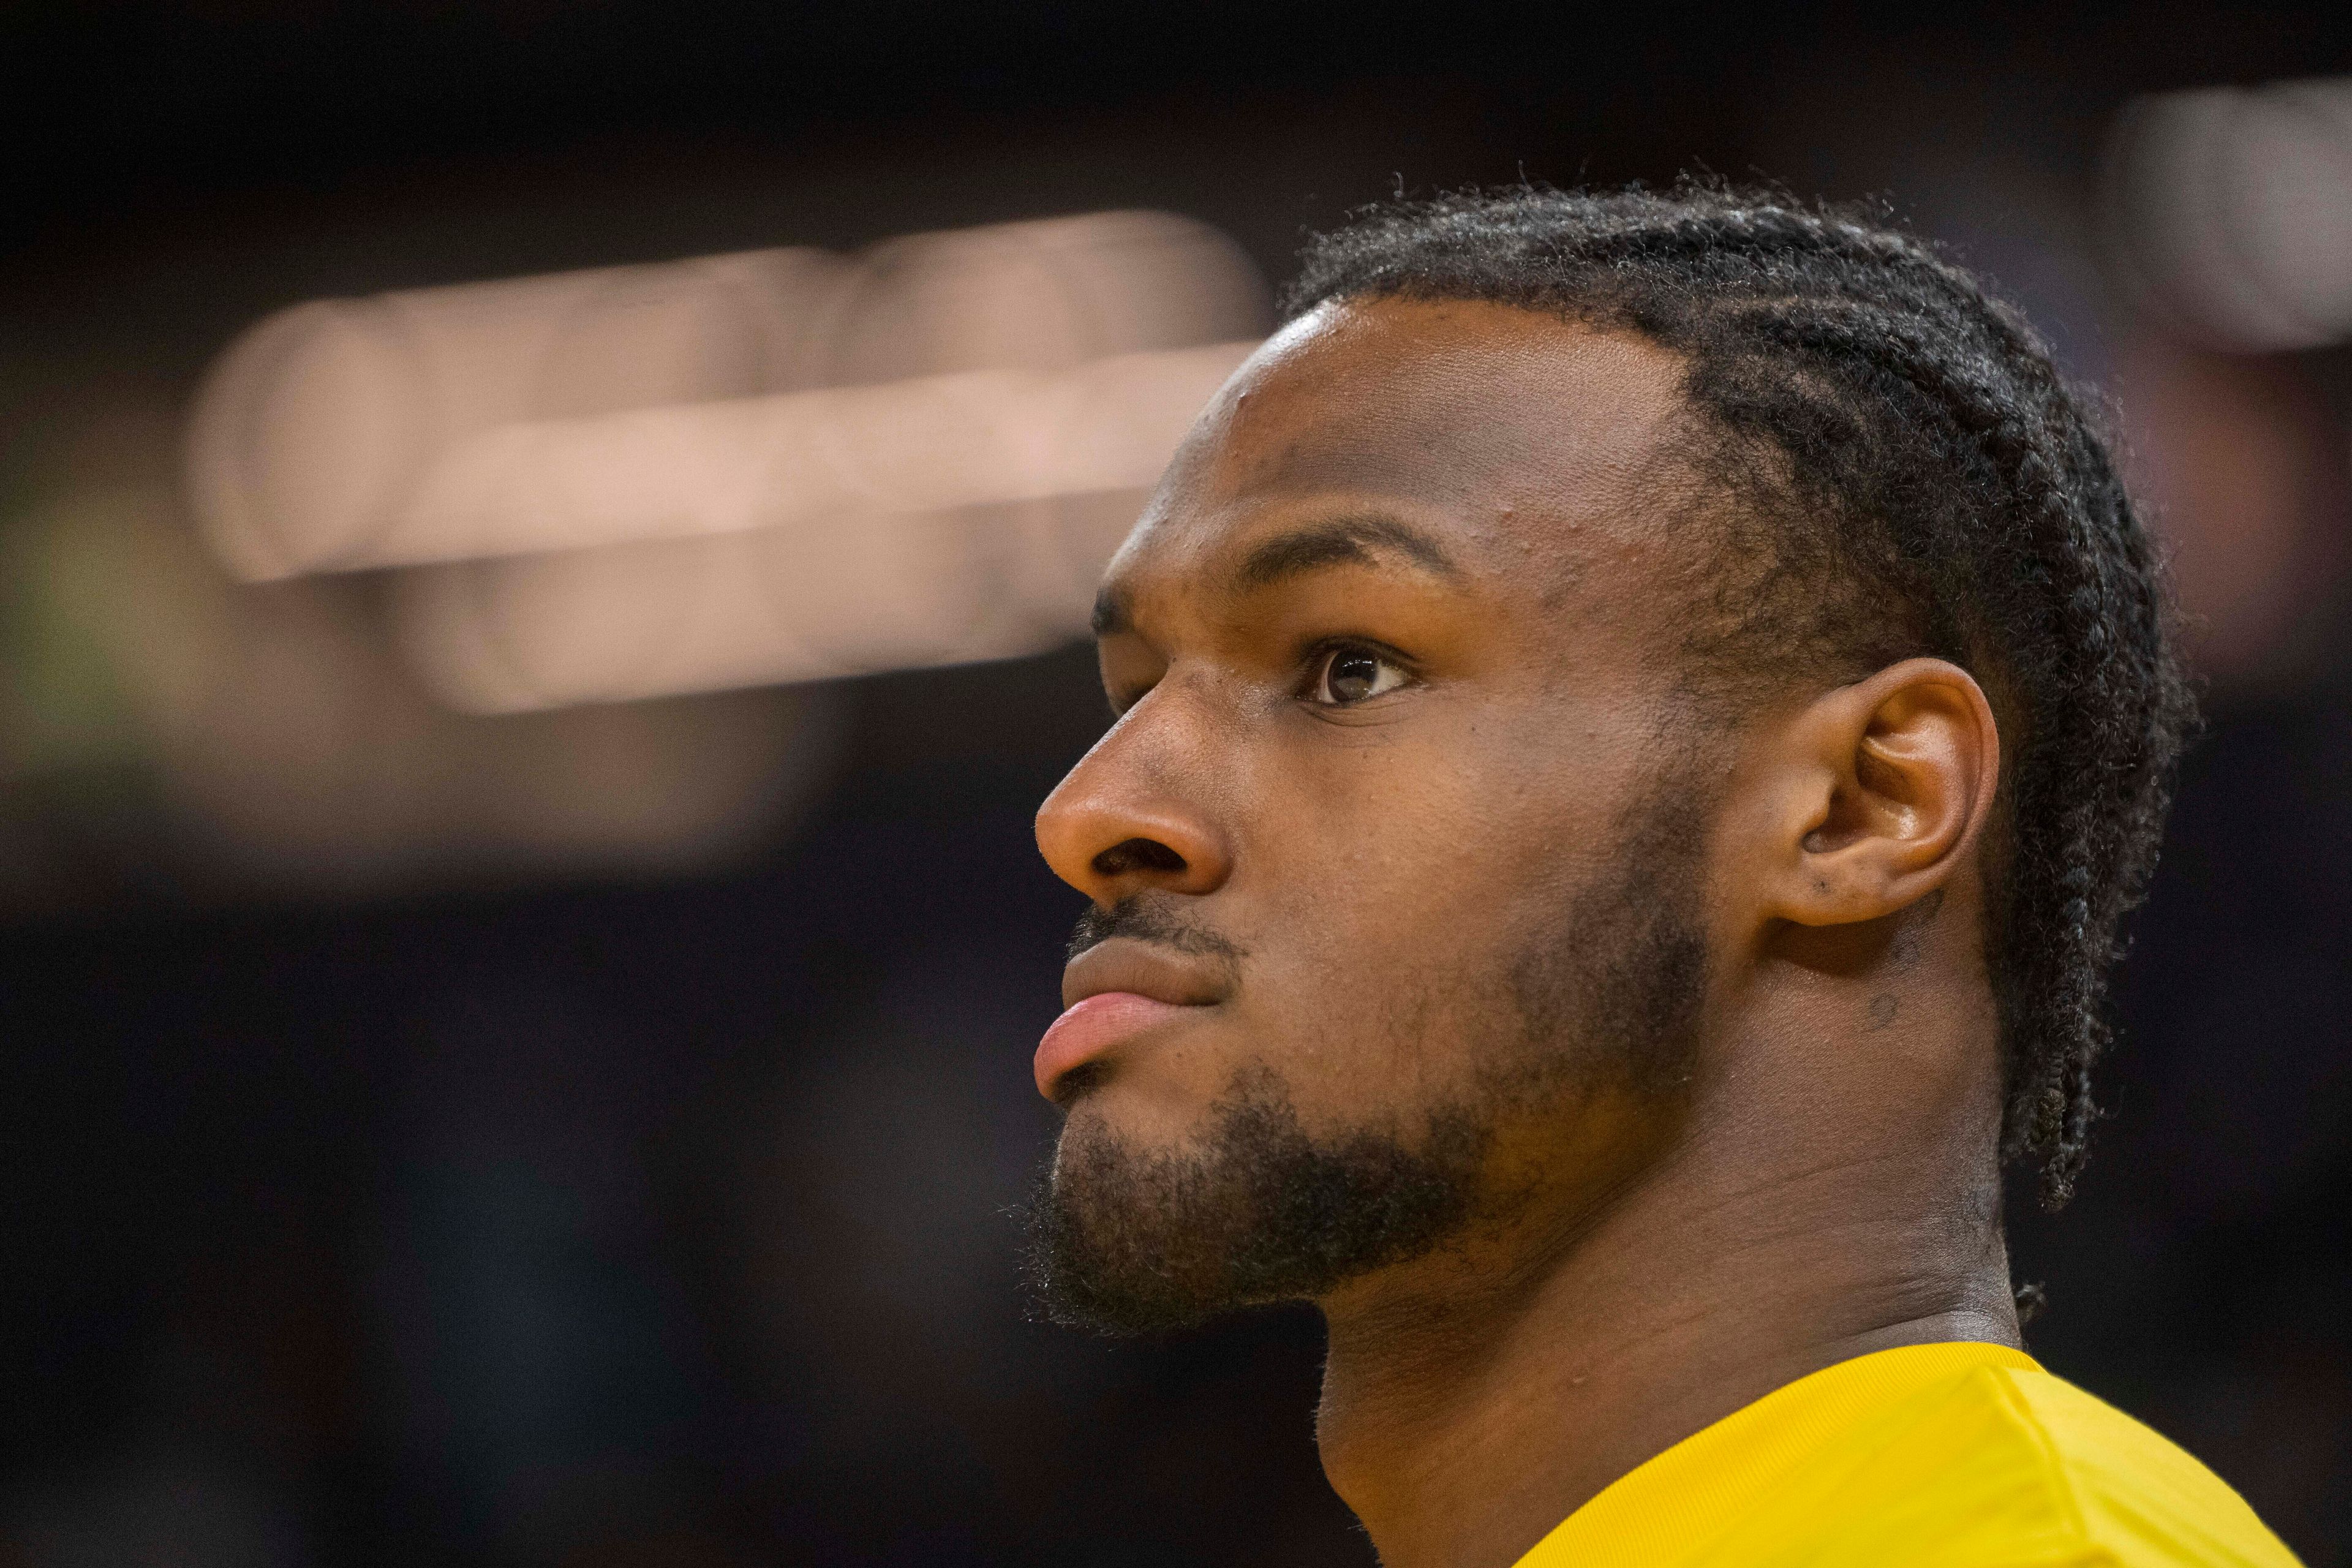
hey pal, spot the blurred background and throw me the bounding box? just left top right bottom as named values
left=2, top=2, right=2349, bottom=1563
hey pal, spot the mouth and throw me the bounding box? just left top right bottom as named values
left=1036, top=937, right=1229, bottom=1102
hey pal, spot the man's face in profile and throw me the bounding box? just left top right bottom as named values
left=1028, top=296, right=1738, bottom=1331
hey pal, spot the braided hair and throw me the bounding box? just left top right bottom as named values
left=1284, top=184, right=2193, bottom=1206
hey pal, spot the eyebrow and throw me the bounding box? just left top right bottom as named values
left=1090, top=513, right=1465, bottom=638
left=1232, top=514, right=1463, bottom=591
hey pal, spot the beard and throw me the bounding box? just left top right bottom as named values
left=1024, top=784, right=1711, bottom=1335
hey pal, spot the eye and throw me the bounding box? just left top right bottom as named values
left=1308, top=644, right=1411, bottom=706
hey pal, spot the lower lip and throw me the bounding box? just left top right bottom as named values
left=1035, top=992, right=1196, bottom=1098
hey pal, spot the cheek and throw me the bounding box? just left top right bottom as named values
left=1255, top=710, right=1619, bottom=929
left=1225, top=729, right=1626, bottom=1121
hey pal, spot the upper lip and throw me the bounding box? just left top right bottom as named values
left=1061, top=936, right=1232, bottom=1011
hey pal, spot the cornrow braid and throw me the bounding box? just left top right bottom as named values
left=1284, top=183, right=2193, bottom=1206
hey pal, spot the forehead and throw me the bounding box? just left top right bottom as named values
left=1113, top=295, right=1698, bottom=595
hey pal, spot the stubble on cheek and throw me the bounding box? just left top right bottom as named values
left=1022, top=856, right=1703, bottom=1335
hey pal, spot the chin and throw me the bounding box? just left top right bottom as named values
left=1024, top=1063, right=1490, bottom=1335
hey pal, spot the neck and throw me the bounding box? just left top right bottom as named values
left=1311, top=994, right=2017, bottom=1568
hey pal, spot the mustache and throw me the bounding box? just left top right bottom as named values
left=1067, top=897, right=1246, bottom=968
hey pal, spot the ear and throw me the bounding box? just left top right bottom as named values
left=1758, top=658, right=2001, bottom=928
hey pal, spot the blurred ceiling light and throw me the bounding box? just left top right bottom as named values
left=319, top=339, right=1251, bottom=569
left=397, top=492, right=1145, bottom=713
left=824, top=209, right=1270, bottom=383
left=2106, top=76, right=2352, bottom=350
left=186, top=212, right=1267, bottom=579
left=185, top=247, right=855, bottom=581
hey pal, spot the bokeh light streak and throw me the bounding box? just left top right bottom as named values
left=186, top=212, right=1268, bottom=580
left=2106, top=76, right=2352, bottom=350
left=398, top=491, right=1148, bottom=712
left=379, top=339, right=1253, bottom=568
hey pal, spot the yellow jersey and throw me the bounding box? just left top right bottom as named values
left=1514, top=1341, right=2299, bottom=1567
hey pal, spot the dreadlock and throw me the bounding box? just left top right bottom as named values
left=1284, top=183, right=2194, bottom=1207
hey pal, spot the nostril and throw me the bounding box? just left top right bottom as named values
left=1093, top=837, right=1188, bottom=878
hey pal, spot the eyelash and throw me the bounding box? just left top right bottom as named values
left=1105, top=640, right=1419, bottom=717
left=1300, top=640, right=1416, bottom=707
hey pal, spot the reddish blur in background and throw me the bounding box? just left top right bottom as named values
left=3, top=4, right=2350, bottom=1564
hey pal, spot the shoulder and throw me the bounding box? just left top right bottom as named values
left=1977, top=1366, right=2300, bottom=1567
left=1800, top=1360, right=2303, bottom=1568
left=1518, top=1346, right=2302, bottom=1568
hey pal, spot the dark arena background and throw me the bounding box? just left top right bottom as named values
left=2, top=3, right=2348, bottom=1563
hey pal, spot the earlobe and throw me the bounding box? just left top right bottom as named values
left=1770, top=659, right=2000, bottom=929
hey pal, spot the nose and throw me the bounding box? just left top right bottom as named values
left=1036, top=699, right=1232, bottom=905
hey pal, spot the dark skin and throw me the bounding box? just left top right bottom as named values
left=1034, top=296, right=2019, bottom=1568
